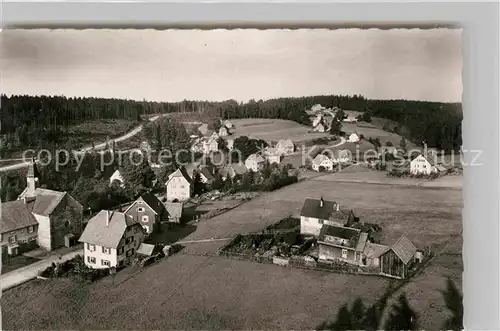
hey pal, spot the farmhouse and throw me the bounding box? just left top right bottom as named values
left=3, top=160, right=84, bottom=255
left=220, top=163, right=248, bottom=180
left=380, top=235, right=418, bottom=279
left=300, top=197, right=348, bottom=236
left=165, top=168, right=193, bottom=202
left=245, top=153, right=266, bottom=172
left=410, top=154, right=435, bottom=175
left=124, top=192, right=169, bottom=235
left=318, top=225, right=368, bottom=265
left=263, top=147, right=282, bottom=165
left=348, top=132, right=361, bottom=143
left=311, top=154, right=334, bottom=172
left=276, top=139, right=295, bottom=155
left=79, top=210, right=145, bottom=269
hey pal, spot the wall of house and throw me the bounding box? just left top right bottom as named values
left=116, top=224, right=146, bottom=267
left=166, top=176, right=191, bottom=201
left=245, top=160, right=258, bottom=172
left=124, top=201, right=158, bottom=235
left=49, top=194, right=84, bottom=251
left=84, top=243, right=118, bottom=269
left=410, top=156, right=432, bottom=175
left=300, top=216, right=323, bottom=236
left=319, top=244, right=357, bottom=264
left=380, top=249, right=407, bottom=278
left=0, top=225, right=38, bottom=255
left=34, top=214, right=52, bottom=251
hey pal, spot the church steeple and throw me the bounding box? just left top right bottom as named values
left=26, top=157, right=40, bottom=197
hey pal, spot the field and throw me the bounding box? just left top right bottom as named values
left=229, top=118, right=332, bottom=144
left=2, top=172, right=462, bottom=330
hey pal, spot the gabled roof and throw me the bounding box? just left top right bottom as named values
left=355, top=232, right=368, bottom=252
left=166, top=168, right=192, bottom=185
left=363, top=242, right=390, bottom=259
left=246, top=154, right=265, bottom=164
left=312, top=154, right=332, bottom=166
left=199, top=167, right=214, bottom=180
left=329, top=208, right=354, bottom=225
left=30, top=188, right=67, bottom=217
left=390, top=235, right=417, bottom=265
left=300, top=198, right=338, bottom=220
left=164, top=202, right=183, bottom=219
left=318, top=224, right=361, bottom=249
left=0, top=200, right=38, bottom=234
left=276, top=139, right=295, bottom=149
left=127, top=192, right=166, bottom=215
left=78, top=210, right=139, bottom=248
left=137, top=243, right=157, bottom=256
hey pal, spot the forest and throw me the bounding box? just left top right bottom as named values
left=1, top=93, right=462, bottom=155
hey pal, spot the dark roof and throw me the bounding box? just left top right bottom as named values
left=138, top=192, right=166, bottom=215
left=200, top=167, right=214, bottom=180
left=390, top=235, right=417, bottom=265
left=329, top=208, right=353, bottom=224
left=300, top=198, right=338, bottom=220
left=30, top=189, right=67, bottom=217
left=318, top=224, right=361, bottom=249
left=0, top=200, right=38, bottom=234
left=78, top=210, right=139, bottom=248
left=363, top=242, right=390, bottom=259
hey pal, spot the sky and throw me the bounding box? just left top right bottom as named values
left=0, top=28, right=463, bottom=103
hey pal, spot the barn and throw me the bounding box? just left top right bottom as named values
left=380, top=235, right=417, bottom=279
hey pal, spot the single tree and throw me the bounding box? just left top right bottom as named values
left=399, top=137, right=407, bottom=151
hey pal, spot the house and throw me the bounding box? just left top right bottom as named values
left=79, top=210, right=145, bottom=269
left=300, top=197, right=349, bottom=236
left=198, top=167, right=214, bottom=184
left=223, top=120, right=233, bottom=129
left=380, top=235, right=417, bottom=279
left=163, top=202, right=183, bottom=223
left=311, top=104, right=326, bottom=112
left=318, top=225, right=368, bottom=265
left=313, top=122, right=327, bottom=133
left=124, top=192, right=169, bottom=235
left=11, top=160, right=84, bottom=253
left=410, top=154, right=434, bottom=175
left=198, top=123, right=209, bottom=136
left=1, top=200, right=39, bottom=256
left=362, top=242, right=390, bottom=268
left=220, top=163, right=248, bottom=180
left=203, top=137, right=219, bottom=154
left=226, top=139, right=234, bottom=151
left=311, top=154, right=334, bottom=172
left=165, top=168, right=193, bottom=202
left=335, top=149, right=351, bottom=164
left=343, top=116, right=358, bottom=123
left=312, top=114, right=324, bottom=128
left=276, top=139, right=295, bottom=155
left=218, top=126, right=230, bottom=137
left=348, top=132, right=361, bottom=143
left=109, top=169, right=125, bottom=188
left=263, top=147, right=282, bottom=165
left=245, top=153, right=266, bottom=172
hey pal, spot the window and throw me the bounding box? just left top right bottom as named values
left=87, top=256, right=96, bottom=264
left=87, top=243, right=96, bottom=252
left=137, top=207, right=145, bottom=212
left=318, top=219, right=324, bottom=225
left=9, top=236, right=16, bottom=244
left=102, top=246, right=111, bottom=254
left=101, top=259, right=111, bottom=267
left=341, top=249, right=348, bottom=259
left=142, top=215, right=149, bottom=223
left=126, top=248, right=135, bottom=257
left=125, top=237, right=134, bottom=245
left=117, top=247, right=124, bottom=255
left=28, top=226, right=34, bottom=234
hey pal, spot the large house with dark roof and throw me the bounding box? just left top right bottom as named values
left=1, top=159, right=83, bottom=256
left=79, top=210, right=145, bottom=269
left=124, top=192, right=169, bottom=235
left=317, top=224, right=368, bottom=265
left=165, top=168, right=193, bottom=202
left=300, top=197, right=356, bottom=236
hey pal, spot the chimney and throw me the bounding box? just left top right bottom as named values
left=319, top=197, right=324, bottom=208
left=336, top=203, right=340, bottom=212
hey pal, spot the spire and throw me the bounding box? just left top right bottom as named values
left=27, top=157, right=40, bottom=179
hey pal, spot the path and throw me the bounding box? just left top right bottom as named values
left=0, top=114, right=166, bottom=173
left=1, top=249, right=83, bottom=291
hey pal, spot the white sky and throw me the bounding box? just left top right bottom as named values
left=0, top=28, right=462, bottom=103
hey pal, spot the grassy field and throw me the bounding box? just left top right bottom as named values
left=229, top=118, right=332, bottom=144
left=2, top=173, right=462, bottom=330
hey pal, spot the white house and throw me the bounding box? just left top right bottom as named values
left=203, top=137, right=219, bottom=154
left=245, top=154, right=266, bottom=172
left=300, top=197, right=344, bottom=236
left=311, top=154, right=334, bottom=172
left=348, top=132, right=361, bottom=143
left=109, top=169, right=125, bottom=188
left=165, top=168, right=193, bottom=201
left=263, top=147, right=282, bottom=165
left=410, top=154, right=435, bottom=175
left=343, top=116, right=358, bottom=123
left=276, top=139, right=295, bottom=155
left=78, top=210, right=145, bottom=269
left=218, top=126, right=230, bottom=137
